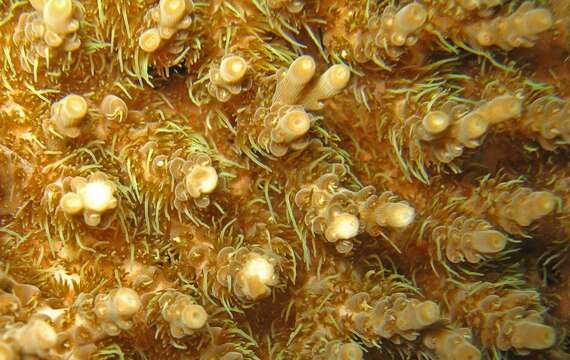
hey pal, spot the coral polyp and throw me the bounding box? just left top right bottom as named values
left=0, top=0, right=569, bottom=359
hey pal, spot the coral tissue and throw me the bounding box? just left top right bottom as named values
left=0, top=0, right=569, bottom=359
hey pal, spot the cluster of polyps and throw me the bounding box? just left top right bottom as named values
left=523, top=96, right=570, bottom=151
left=168, top=152, right=219, bottom=209
left=159, top=291, right=208, bottom=338
left=93, top=287, right=142, bottom=336
left=451, top=286, right=556, bottom=354
left=342, top=292, right=441, bottom=343
left=207, top=55, right=251, bottom=102
left=214, top=246, right=280, bottom=302
left=13, top=0, right=81, bottom=67
left=430, top=215, right=508, bottom=264
left=1, top=318, right=58, bottom=358
left=58, top=172, right=118, bottom=226
left=138, top=0, right=193, bottom=53
left=46, top=94, right=88, bottom=139
left=323, top=341, right=363, bottom=360
left=423, top=328, right=481, bottom=360
left=295, top=172, right=415, bottom=254
left=463, top=1, right=553, bottom=50
left=492, top=187, right=559, bottom=234
left=256, top=55, right=351, bottom=156
left=329, top=2, right=428, bottom=63
left=415, top=94, right=523, bottom=163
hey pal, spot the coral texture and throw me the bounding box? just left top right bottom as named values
left=0, top=0, right=569, bottom=359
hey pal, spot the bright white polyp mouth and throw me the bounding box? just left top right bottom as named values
left=243, top=257, right=274, bottom=283
left=331, top=213, right=360, bottom=239
left=394, top=205, right=415, bottom=227
left=83, top=181, right=113, bottom=212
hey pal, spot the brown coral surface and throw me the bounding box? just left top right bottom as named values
left=0, top=0, right=569, bottom=359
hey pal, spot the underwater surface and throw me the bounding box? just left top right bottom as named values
left=0, top=0, right=569, bottom=359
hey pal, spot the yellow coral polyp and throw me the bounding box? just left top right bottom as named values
left=144, top=0, right=192, bottom=46
left=60, top=192, right=83, bottom=215
left=100, top=95, right=128, bottom=121
left=464, top=2, right=553, bottom=50
left=181, top=304, right=208, bottom=330
left=339, top=343, right=362, bottom=360
left=475, top=94, right=523, bottom=125
left=455, top=113, right=489, bottom=145
left=325, top=213, right=360, bottom=242
left=184, top=165, right=218, bottom=198
left=237, top=255, right=277, bottom=300
left=159, top=0, right=188, bottom=29
left=393, top=3, right=428, bottom=40
left=112, top=288, right=142, bottom=318
left=272, top=55, right=316, bottom=105
left=0, top=341, right=15, bottom=360
left=81, top=181, right=116, bottom=212
left=49, top=94, right=88, bottom=138
left=58, top=172, right=118, bottom=226
left=375, top=202, right=415, bottom=228
left=220, top=55, right=248, bottom=84
left=301, top=64, right=351, bottom=110
left=469, top=230, right=507, bottom=254
left=424, top=329, right=482, bottom=360
left=17, top=319, right=58, bottom=357
left=276, top=109, right=311, bottom=142
left=396, top=300, right=441, bottom=331
left=94, top=287, right=142, bottom=336
left=139, top=28, right=162, bottom=52
left=43, top=0, right=73, bottom=34
left=61, top=95, right=87, bottom=124
left=511, top=321, right=556, bottom=350
left=420, top=111, right=451, bottom=138
left=510, top=191, right=558, bottom=226
left=159, top=292, right=208, bottom=338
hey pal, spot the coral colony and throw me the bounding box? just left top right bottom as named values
left=0, top=0, right=569, bottom=359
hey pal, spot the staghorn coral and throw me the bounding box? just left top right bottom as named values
left=295, top=169, right=415, bottom=253
left=0, top=0, right=569, bottom=359
left=12, top=0, right=82, bottom=71
left=445, top=283, right=557, bottom=354
left=462, top=1, right=554, bottom=50
left=207, top=55, right=252, bottom=102
left=423, top=327, right=481, bottom=360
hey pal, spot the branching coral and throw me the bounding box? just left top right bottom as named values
left=56, top=172, right=119, bottom=226
left=324, top=2, right=429, bottom=64
left=169, top=152, right=219, bottom=209
left=139, top=0, right=193, bottom=53
left=158, top=291, right=208, bottom=338
left=414, top=94, right=523, bottom=164
left=0, top=0, right=568, bottom=359
left=447, top=284, right=556, bottom=354
left=207, top=55, right=251, bottom=102
left=295, top=170, right=415, bottom=253
left=463, top=2, right=553, bottom=50
left=45, top=94, right=88, bottom=139
left=13, top=0, right=81, bottom=70
left=463, top=177, right=560, bottom=235
left=251, top=55, right=351, bottom=157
